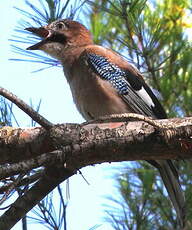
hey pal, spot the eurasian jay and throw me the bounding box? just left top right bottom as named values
left=26, top=19, right=185, bottom=227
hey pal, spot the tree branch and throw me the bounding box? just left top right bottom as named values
left=0, top=170, right=43, bottom=194
left=0, top=117, right=192, bottom=166
left=0, top=116, right=192, bottom=228
left=0, top=150, right=66, bottom=180
left=0, top=87, right=53, bottom=129
left=0, top=126, right=53, bottom=164
left=0, top=167, right=75, bottom=230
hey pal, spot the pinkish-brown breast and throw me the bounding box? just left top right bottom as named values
left=63, top=45, right=134, bottom=120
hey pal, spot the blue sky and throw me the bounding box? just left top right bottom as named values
left=1, top=1, right=122, bottom=230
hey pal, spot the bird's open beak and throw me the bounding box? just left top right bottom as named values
left=25, top=27, right=51, bottom=50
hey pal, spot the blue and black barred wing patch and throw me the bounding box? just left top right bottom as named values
left=87, top=53, right=166, bottom=119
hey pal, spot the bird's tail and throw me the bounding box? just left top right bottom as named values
left=149, top=159, right=185, bottom=228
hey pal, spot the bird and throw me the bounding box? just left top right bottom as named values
left=25, top=19, right=185, bottom=227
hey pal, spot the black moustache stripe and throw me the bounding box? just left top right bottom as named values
left=26, top=33, right=67, bottom=50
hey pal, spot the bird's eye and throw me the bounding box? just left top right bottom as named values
left=56, top=22, right=66, bottom=30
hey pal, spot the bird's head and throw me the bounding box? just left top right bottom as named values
left=25, top=19, right=93, bottom=60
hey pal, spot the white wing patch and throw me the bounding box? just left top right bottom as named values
left=136, top=87, right=155, bottom=108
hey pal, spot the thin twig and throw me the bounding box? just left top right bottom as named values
left=57, top=185, right=67, bottom=230
left=78, top=170, right=90, bottom=185
left=82, top=113, right=192, bottom=130
left=0, top=170, right=43, bottom=194
left=0, top=150, right=68, bottom=180
left=0, top=87, right=53, bottom=129
left=0, top=167, right=75, bottom=230
left=82, top=113, right=167, bottom=129
left=0, top=174, right=25, bottom=206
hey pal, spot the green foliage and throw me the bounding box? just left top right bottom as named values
left=87, top=0, right=192, bottom=229
left=105, top=162, right=180, bottom=230
left=15, top=0, right=78, bottom=26
left=10, top=0, right=86, bottom=70
left=0, top=97, right=15, bottom=127
left=28, top=185, right=67, bottom=230
left=106, top=161, right=192, bottom=230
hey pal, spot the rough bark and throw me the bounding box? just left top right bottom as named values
left=0, top=117, right=192, bottom=229
left=0, top=118, right=192, bottom=165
